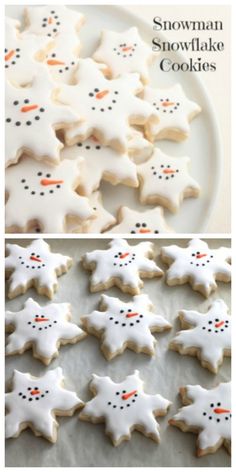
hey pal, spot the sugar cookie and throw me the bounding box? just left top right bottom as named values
left=45, top=33, right=81, bottom=84
left=72, top=191, right=116, bottom=233
left=79, top=370, right=171, bottom=446
left=107, top=206, right=174, bottom=234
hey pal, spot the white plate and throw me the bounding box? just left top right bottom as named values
left=5, top=5, right=222, bottom=234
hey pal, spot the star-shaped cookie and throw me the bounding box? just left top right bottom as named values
left=143, top=84, right=201, bottom=141
left=169, top=382, right=231, bottom=456
left=44, top=33, right=81, bottom=84
left=71, top=191, right=116, bottom=233
left=107, top=206, right=174, bottom=234
left=5, top=239, right=72, bottom=299
left=5, top=70, right=78, bottom=167
left=161, top=239, right=231, bottom=297
left=5, top=367, right=83, bottom=442
left=169, top=299, right=231, bottom=373
left=6, top=298, right=87, bottom=365
left=81, top=293, right=171, bottom=359
left=57, top=58, right=158, bottom=152
left=93, top=27, right=155, bottom=84
left=79, top=370, right=171, bottom=446
left=137, top=148, right=200, bottom=212
left=82, top=238, right=163, bottom=294
left=5, top=155, right=93, bottom=233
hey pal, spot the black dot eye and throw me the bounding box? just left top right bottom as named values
left=210, top=403, right=214, bottom=407
left=114, top=91, right=119, bottom=94
left=122, top=390, right=126, bottom=394
left=52, top=53, right=56, bottom=58
left=27, top=387, right=31, bottom=391
left=215, top=318, right=219, bottom=322
left=37, top=172, right=42, bottom=176
left=197, top=251, right=200, bottom=255
left=24, top=99, right=29, bottom=104
left=120, top=310, right=124, bottom=313
left=135, top=223, right=140, bottom=228
left=208, top=321, right=212, bottom=324
left=94, top=88, right=99, bottom=92
left=89, top=93, right=94, bottom=97
left=46, top=173, right=51, bottom=178
left=217, top=402, right=221, bottom=406
left=13, top=100, right=19, bottom=106
left=31, top=253, right=35, bottom=256
left=142, top=223, right=147, bottom=227
left=116, top=392, right=120, bottom=395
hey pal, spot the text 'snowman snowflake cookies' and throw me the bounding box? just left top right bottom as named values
left=161, top=239, right=231, bottom=297
left=81, top=294, right=171, bottom=359
left=169, top=299, right=231, bottom=373
left=82, top=238, right=163, bottom=295
left=5, top=298, right=87, bottom=365
left=5, top=367, right=83, bottom=442
left=79, top=370, right=171, bottom=446
left=169, top=382, right=231, bottom=457
left=108, top=206, right=173, bottom=234
left=5, top=239, right=72, bottom=299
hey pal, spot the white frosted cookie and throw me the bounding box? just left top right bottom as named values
left=169, top=382, right=231, bottom=456
left=5, top=298, right=87, bottom=365
left=82, top=238, right=163, bottom=295
left=79, top=370, right=171, bottom=446
left=5, top=17, right=50, bottom=87
left=107, top=206, right=173, bottom=234
left=5, top=155, right=93, bottom=233
left=57, top=58, right=158, bottom=152
left=81, top=294, right=171, bottom=359
left=61, top=136, right=138, bottom=195
left=93, top=27, right=155, bottom=84
left=127, top=128, right=153, bottom=163
left=72, top=191, right=116, bottom=233
left=143, top=84, right=201, bottom=141
left=5, top=70, right=79, bottom=168
left=5, top=239, right=72, bottom=299
left=161, top=239, right=231, bottom=297
left=169, top=299, right=231, bottom=373
left=5, top=367, right=83, bottom=442
left=44, top=33, right=81, bottom=84
left=137, top=148, right=200, bottom=212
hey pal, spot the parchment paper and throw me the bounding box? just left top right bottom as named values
left=5, top=238, right=231, bottom=467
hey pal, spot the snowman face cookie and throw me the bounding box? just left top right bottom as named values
left=107, top=206, right=173, bottom=234
left=24, top=5, right=84, bottom=39
left=79, top=370, right=171, bottom=446
left=45, top=34, right=80, bottom=84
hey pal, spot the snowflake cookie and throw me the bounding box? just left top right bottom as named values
left=44, top=33, right=81, bottom=84
left=143, top=84, right=201, bottom=142
left=81, top=294, right=171, bottom=359
left=79, top=370, right=171, bottom=446
left=169, top=299, right=231, bottom=373
left=137, top=148, right=200, bottom=212
left=5, top=70, right=78, bottom=167
left=5, top=367, right=83, bottom=442
left=71, top=191, right=116, bottom=234
left=5, top=298, right=86, bottom=365
left=82, top=238, right=163, bottom=295
left=5, top=239, right=72, bottom=299
left=93, top=27, right=155, bottom=84
left=61, top=136, right=138, bottom=196
left=161, top=239, right=231, bottom=297
left=5, top=155, right=93, bottom=233
left=169, top=382, right=231, bottom=456
left=57, top=58, right=158, bottom=152
left=107, top=206, right=174, bottom=234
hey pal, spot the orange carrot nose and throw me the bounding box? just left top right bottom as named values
left=119, top=252, right=129, bottom=259
left=126, top=312, right=139, bottom=318
left=162, top=101, right=175, bottom=107
left=30, top=389, right=41, bottom=395
left=139, top=228, right=151, bottom=233
left=163, top=169, right=175, bottom=174
left=122, top=390, right=137, bottom=400
left=196, top=253, right=207, bottom=259
left=40, top=179, right=64, bottom=186
left=30, top=256, right=42, bottom=262
left=35, top=317, right=49, bottom=322
left=96, top=90, right=109, bottom=99
left=48, top=17, right=53, bottom=24
left=122, top=46, right=132, bottom=52
left=21, top=104, right=38, bottom=113
left=215, top=321, right=224, bottom=328
left=5, top=49, right=15, bottom=61
left=47, top=59, right=65, bottom=66
left=213, top=408, right=230, bottom=414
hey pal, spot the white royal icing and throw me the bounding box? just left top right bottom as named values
left=5, top=239, right=72, bottom=299
left=137, top=148, right=200, bottom=212
left=5, top=367, right=83, bottom=442
left=5, top=297, right=86, bottom=363
left=80, top=370, right=171, bottom=445
left=143, top=84, right=201, bottom=141
left=5, top=69, right=79, bottom=168
left=44, top=33, right=81, bottom=84
left=82, top=294, right=171, bottom=358
left=71, top=191, right=116, bottom=234
left=171, top=382, right=231, bottom=454
left=57, top=58, right=158, bottom=152
left=161, top=239, right=231, bottom=297
left=83, top=238, right=163, bottom=293
left=5, top=155, right=93, bottom=233
left=61, top=136, right=138, bottom=195
left=171, top=299, right=231, bottom=372
left=93, top=27, right=155, bottom=84
left=107, top=206, right=174, bottom=234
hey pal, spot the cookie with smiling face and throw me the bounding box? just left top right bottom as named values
left=79, top=370, right=171, bottom=446
left=169, top=299, right=231, bottom=373
left=44, top=33, right=81, bottom=84
left=169, top=382, right=231, bottom=456
left=81, top=293, right=171, bottom=359
left=161, top=239, right=231, bottom=297
left=5, top=239, right=72, bottom=299
left=5, top=155, right=93, bottom=233
left=107, top=206, right=174, bottom=234
left=5, top=367, right=83, bottom=442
